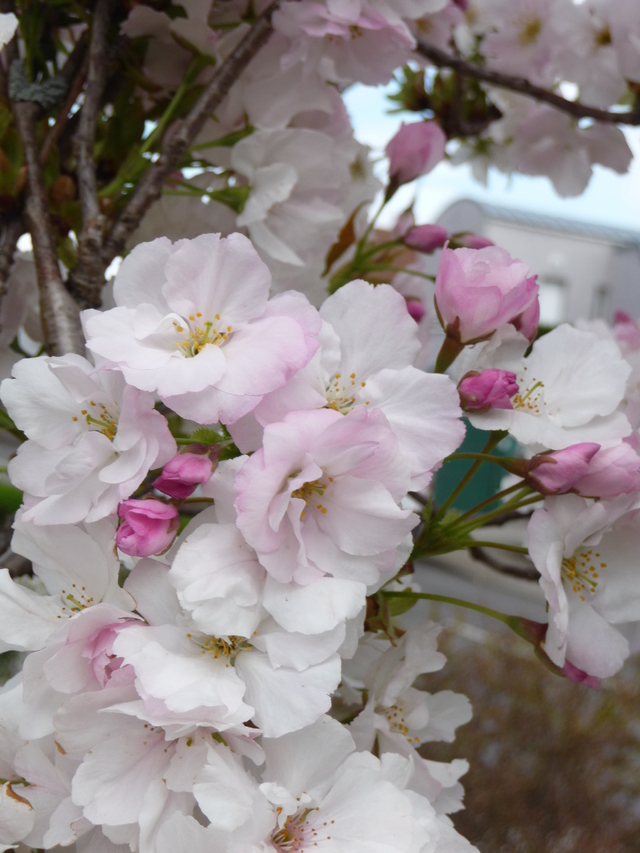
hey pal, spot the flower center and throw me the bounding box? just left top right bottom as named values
left=518, top=16, right=542, bottom=45
left=512, top=373, right=545, bottom=415
left=73, top=400, right=118, bottom=440
left=382, top=702, right=420, bottom=744
left=325, top=372, right=367, bottom=415
left=173, top=312, right=232, bottom=357
left=57, top=583, right=95, bottom=617
left=191, top=633, right=249, bottom=665
left=562, top=548, right=605, bottom=602
left=291, top=478, right=330, bottom=517
left=272, top=808, right=332, bottom=853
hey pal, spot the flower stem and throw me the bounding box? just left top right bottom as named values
left=381, top=589, right=513, bottom=626
left=431, top=431, right=507, bottom=524
left=433, top=333, right=465, bottom=373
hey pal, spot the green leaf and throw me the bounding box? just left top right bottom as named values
left=187, top=426, right=226, bottom=445
left=0, top=481, right=23, bottom=515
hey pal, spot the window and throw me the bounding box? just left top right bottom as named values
left=537, top=276, right=565, bottom=326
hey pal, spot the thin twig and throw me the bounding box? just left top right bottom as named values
left=66, top=0, right=112, bottom=308
left=40, top=56, right=89, bottom=166
left=416, top=40, right=640, bottom=126
left=100, top=0, right=284, bottom=266
left=468, top=545, right=540, bottom=581
left=11, top=100, right=84, bottom=356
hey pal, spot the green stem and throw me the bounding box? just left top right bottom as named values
left=446, top=481, right=525, bottom=526
left=357, top=239, right=404, bottom=260
left=355, top=197, right=386, bottom=259
left=453, top=493, right=541, bottom=535
left=362, top=263, right=435, bottom=281
left=382, top=590, right=514, bottom=627
left=433, top=334, right=465, bottom=373
left=431, top=431, right=507, bottom=525
left=140, top=56, right=206, bottom=157
left=465, top=541, right=529, bottom=554
left=445, top=452, right=512, bottom=466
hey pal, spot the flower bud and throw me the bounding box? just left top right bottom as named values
left=116, top=499, right=180, bottom=557
left=404, top=224, right=448, bottom=254
left=385, top=121, right=446, bottom=187
left=405, top=298, right=426, bottom=323
left=458, top=369, right=518, bottom=412
left=434, top=245, right=539, bottom=344
left=524, top=444, right=601, bottom=495
left=153, top=445, right=218, bottom=499
left=569, top=442, right=640, bottom=498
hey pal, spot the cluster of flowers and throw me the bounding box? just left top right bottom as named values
left=3, top=227, right=640, bottom=850
left=0, top=233, right=473, bottom=853
left=116, top=0, right=640, bottom=314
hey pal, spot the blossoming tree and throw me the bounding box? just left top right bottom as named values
left=0, top=0, right=639, bottom=850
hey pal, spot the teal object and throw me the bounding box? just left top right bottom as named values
left=433, top=420, right=519, bottom=514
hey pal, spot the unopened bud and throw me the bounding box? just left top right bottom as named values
left=153, top=444, right=218, bottom=499
left=458, top=369, right=518, bottom=412
left=116, top=499, right=180, bottom=558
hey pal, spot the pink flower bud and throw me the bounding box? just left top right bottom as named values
left=404, top=224, right=448, bottom=253
left=454, top=233, right=495, bottom=249
left=570, top=442, right=640, bottom=497
left=385, top=121, right=446, bottom=186
left=526, top=444, right=601, bottom=495
left=153, top=445, right=218, bottom=499
left=435, top=245, right=539, bottom=344
left=405, top=298, right=426, bottom=323
left=458, top=369, right=518, bottom=412
left=116, top=499, right=180, bottom=557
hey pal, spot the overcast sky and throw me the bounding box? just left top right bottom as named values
left=344, top=83, right=640, bottom=233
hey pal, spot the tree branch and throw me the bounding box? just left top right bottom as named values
left=0, top=215, right=24, bottom=299
left=11, top=100, right=84, bottom=356
left=415, top=40, right=640, bottom=126
left=100, top=0, right=283, bottom=267
left=66, top=0, right=112, bottom=308
left=468, top=545, right=540, bottom=581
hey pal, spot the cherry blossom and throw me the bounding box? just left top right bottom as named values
left=528, top=494, right=640, bottom=677
left=82, top=233, right=321, bottom=424
left=0, top=355, right=175, bottom=525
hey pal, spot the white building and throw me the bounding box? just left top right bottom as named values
left=434, top=199, right=640, bottom=325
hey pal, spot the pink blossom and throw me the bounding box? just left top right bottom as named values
left=524, top=444, right=601, bottom=495
left=434, top=245, right=539, bottom=343
left=403, top=224, right=448, bottom=253
left=385, top=121, right=446, bottom=187
left=153, top=445, right=218, bottom=499
left=116, top=499, right=180, bottom=557
left=458, top=369, right=518, bottom=412
left=512, top=297, right=540, bottom=342
left=234, top=407, right=418, bottom=585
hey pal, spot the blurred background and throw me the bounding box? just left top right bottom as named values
left=345, top=82, right=640, bottom=852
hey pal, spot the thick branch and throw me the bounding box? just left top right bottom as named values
left=66, top=0, right=112, bottom=308
left=12, top=101, right=84, bottom=356
left=416, top=40, right=640, bottom=126
left=0, top=215, right=23, bottom=297
left=101, top=0, right=282, bottom=266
